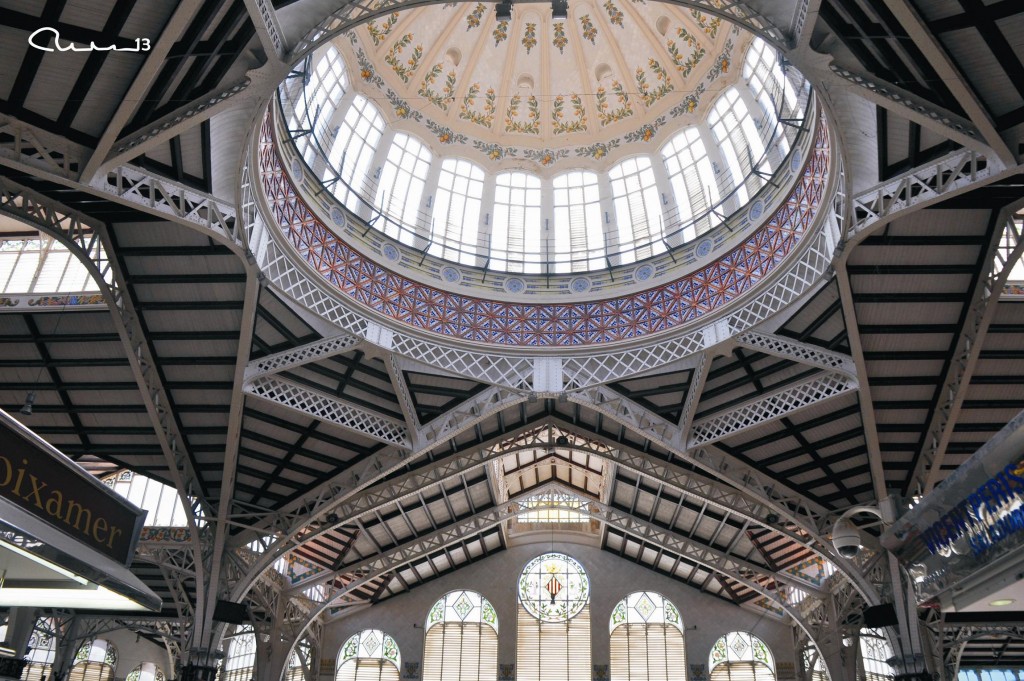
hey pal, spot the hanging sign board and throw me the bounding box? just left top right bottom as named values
left=0, top=410, right=145, bottom=566
left=883, top=408, right=1024, bottom=606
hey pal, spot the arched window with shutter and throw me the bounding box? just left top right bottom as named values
left=709, top=632, right=775, bottom=681
left=20, top=617, right=57, bottom=681
left=68, top=639, right=117, bottom=681
left=422, top=590, right=498, bottom=681
left=125, top=662, right=165, bottom=681
left=336, top=630, right=401, bottom=681
left=858, top=629, right=895, bottom=681
left=609, top=591, right=686, bottom=681
left=221, top=631, right=257, bottom=681
left=516, top=552, right=592, bottom=681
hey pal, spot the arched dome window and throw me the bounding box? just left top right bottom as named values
left=68, top=639, right=117, bottom=681
left=743, top=38, right=799, bottom=124
left=553, top=171, right=604, bottom=272
left=609, top=592, right=685, bottom=681
left=709, top=632, right=775, bottom=681
left=858, top=629, right=895, bottom=681
left=430, top=159, right=486, bottom=265
left=376, top=133, right=433, bottom=242
left=422, top=590, right=499, bottom=681
left=661, top=127, right=719, bottom=241
left=492, top=172, right=543, bottom=273
left=125, top=662, right=165, bottom=681
left=516, top=552, right=591, bottom=681
left=327, top=95, right=386, bottom=214
left=337, top=630, right=401, bottom=681
left=708, top=89, right=765, bottom=204
left=221, top=631, right=257, bottom=681
left=609, top=157, right=664, bottom=264
left=287, top=45, right=349, bottom=150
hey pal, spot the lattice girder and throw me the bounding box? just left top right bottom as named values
left=245, top=374, right=410, bottom=447
left=245, top=334, right=365, bottom=380
left=734, top=332, right=857, bottom=378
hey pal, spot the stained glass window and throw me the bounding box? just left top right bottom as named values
left=125, top=663, right=165, bottom=681
left=609, top=592, right=685, bottom=681
left=21, top=618, right=57, bottom=681
left=859, top=629, right=895, bottom=681
left=221, top=631, right=257, bottom=681
left=709, top=632, right=775, bottom=681
left=423, top=591, right=498, bottom=681
left=518, top=552, right=590, bottom=621
left=68, top=640, right=117, bottom=681
left=516, top=553, right=591, bottom=681
left=337, top=630, right=401, bottom=681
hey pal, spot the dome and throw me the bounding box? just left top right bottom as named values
left=277, top=4, right=808, bottom=275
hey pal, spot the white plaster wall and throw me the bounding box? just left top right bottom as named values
left=321, top=542, right=796, bottom=679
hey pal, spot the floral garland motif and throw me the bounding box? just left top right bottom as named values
left=574, top=139, right=619, bottom=160
left=603, top=0, right=624, bottom=27
left=459, top=83, right=497, bottom=127
left=418, top=63, right=458, bottom=111
left=492, top=19, right=509, bottom=45
left=504, top=94, right=541, bottom=134
left=580, top=14, right=598, bottom=43
left=691, top=9, right=721, bottom=38
left=596, top=80, right=632, bottom=125
left=552, top=94, right=587, bottom=134
left=466, top=3, right=486, bottom=30
left=522, top=22, right=538, bottom=53
left=386, top=89, right=423, bottom=121
left=366, top=13, right=399, bottom=46
left=552, top=22, right=567, bottom=53
left=668, top=28, right=706, bottom=77
left=624, top=115, right=665, bottom=143
left=636, top=59, right=673, bottom=106
left=473, top=140, right=517, bottom=160
left=384, top=34, right=422, bottom=83
left=355, top=48, right=385, bottom=86
left=706, top=38, right=733, bottom=82
left=669, top=82, right=706, bottom=117
left=425, top=120, right=468, bottom=144
left=523, top=147, right=570, bottom=166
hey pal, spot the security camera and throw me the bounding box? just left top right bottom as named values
left=832, top=517, right=862, bottom=558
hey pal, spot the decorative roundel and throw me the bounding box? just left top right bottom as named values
left=330, top=206, right=345, bottom=226
left=290, top=158, right=302, bottom=175
left=504, top=277, right=526, bottom=294
left=695, top=239, right=713, bottom=258
left=634, top=264, right=654, bottom=282
left=790, top=148, right=802, bottom=172
left=570, top=277, right=591, bottom=293
left=441, top=266, right=462, bottom=284
left=518, top=553, right=590, bottom=622
left=381, top=243, right=401, bottom=263
left=748, top=199, right=765, bottom=221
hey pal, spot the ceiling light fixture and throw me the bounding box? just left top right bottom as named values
left=989, top=598, right=1016, bottom=607
left=20, top=391, right=35, bottom=416
left=551, top=0, right=568, bottom=19
left=495, top=1, right=513, bottom=21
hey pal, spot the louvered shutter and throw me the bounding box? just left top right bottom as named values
left=68, top=663, right=114, bottom=681
left=710, top=661, right=775, bottom=681
left=337, top=660, right=399, bottom=681
left=516, top=605, right=591, bottom=681
left=610, top=624, right=685, bottom=681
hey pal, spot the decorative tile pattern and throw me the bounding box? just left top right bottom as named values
left=259, top=111, right=830, bottom=347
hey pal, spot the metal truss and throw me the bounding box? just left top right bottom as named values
left=850, top=149, right=1003, bottom=241
left=0, top=113, right=88, bottom=179
left=92, top=165, right=240, bottom=246
left=679, top=350, right=709, bottom=428
left=826, top=64, right=985, bottom=152
left=227, top=384, right=526, bottom=598
left=908, top=205, right=1024, bottom=495
left=0, top=178, right=210, bottom=516
left=242, top=0, right=286, bottom=60
left=689, top=371, right=858, bottom=446
left=246, top=374, right=410, bottom=447
left=734, top=332, right=857, bottom=378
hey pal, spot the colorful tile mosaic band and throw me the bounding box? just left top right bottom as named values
left=258, top=111, right=830, bottom=347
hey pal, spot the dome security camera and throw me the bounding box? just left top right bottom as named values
left=832, top=517, right=862, bottom=558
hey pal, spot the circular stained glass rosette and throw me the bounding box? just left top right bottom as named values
left=518, top=553, right=590, bottom=622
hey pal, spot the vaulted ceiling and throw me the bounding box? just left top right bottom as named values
left=1, top=0, right=1024, bottom=669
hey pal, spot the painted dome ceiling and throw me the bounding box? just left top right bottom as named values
left=341, top=0, right=747, bottom=162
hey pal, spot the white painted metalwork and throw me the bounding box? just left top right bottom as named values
left=245, top=374, right=410, bottom=447
left=245, top=334, right=364, bottom=379
left=689, top=371, right=858, bottom=446
left=735, top=332, right=857, bottom=378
